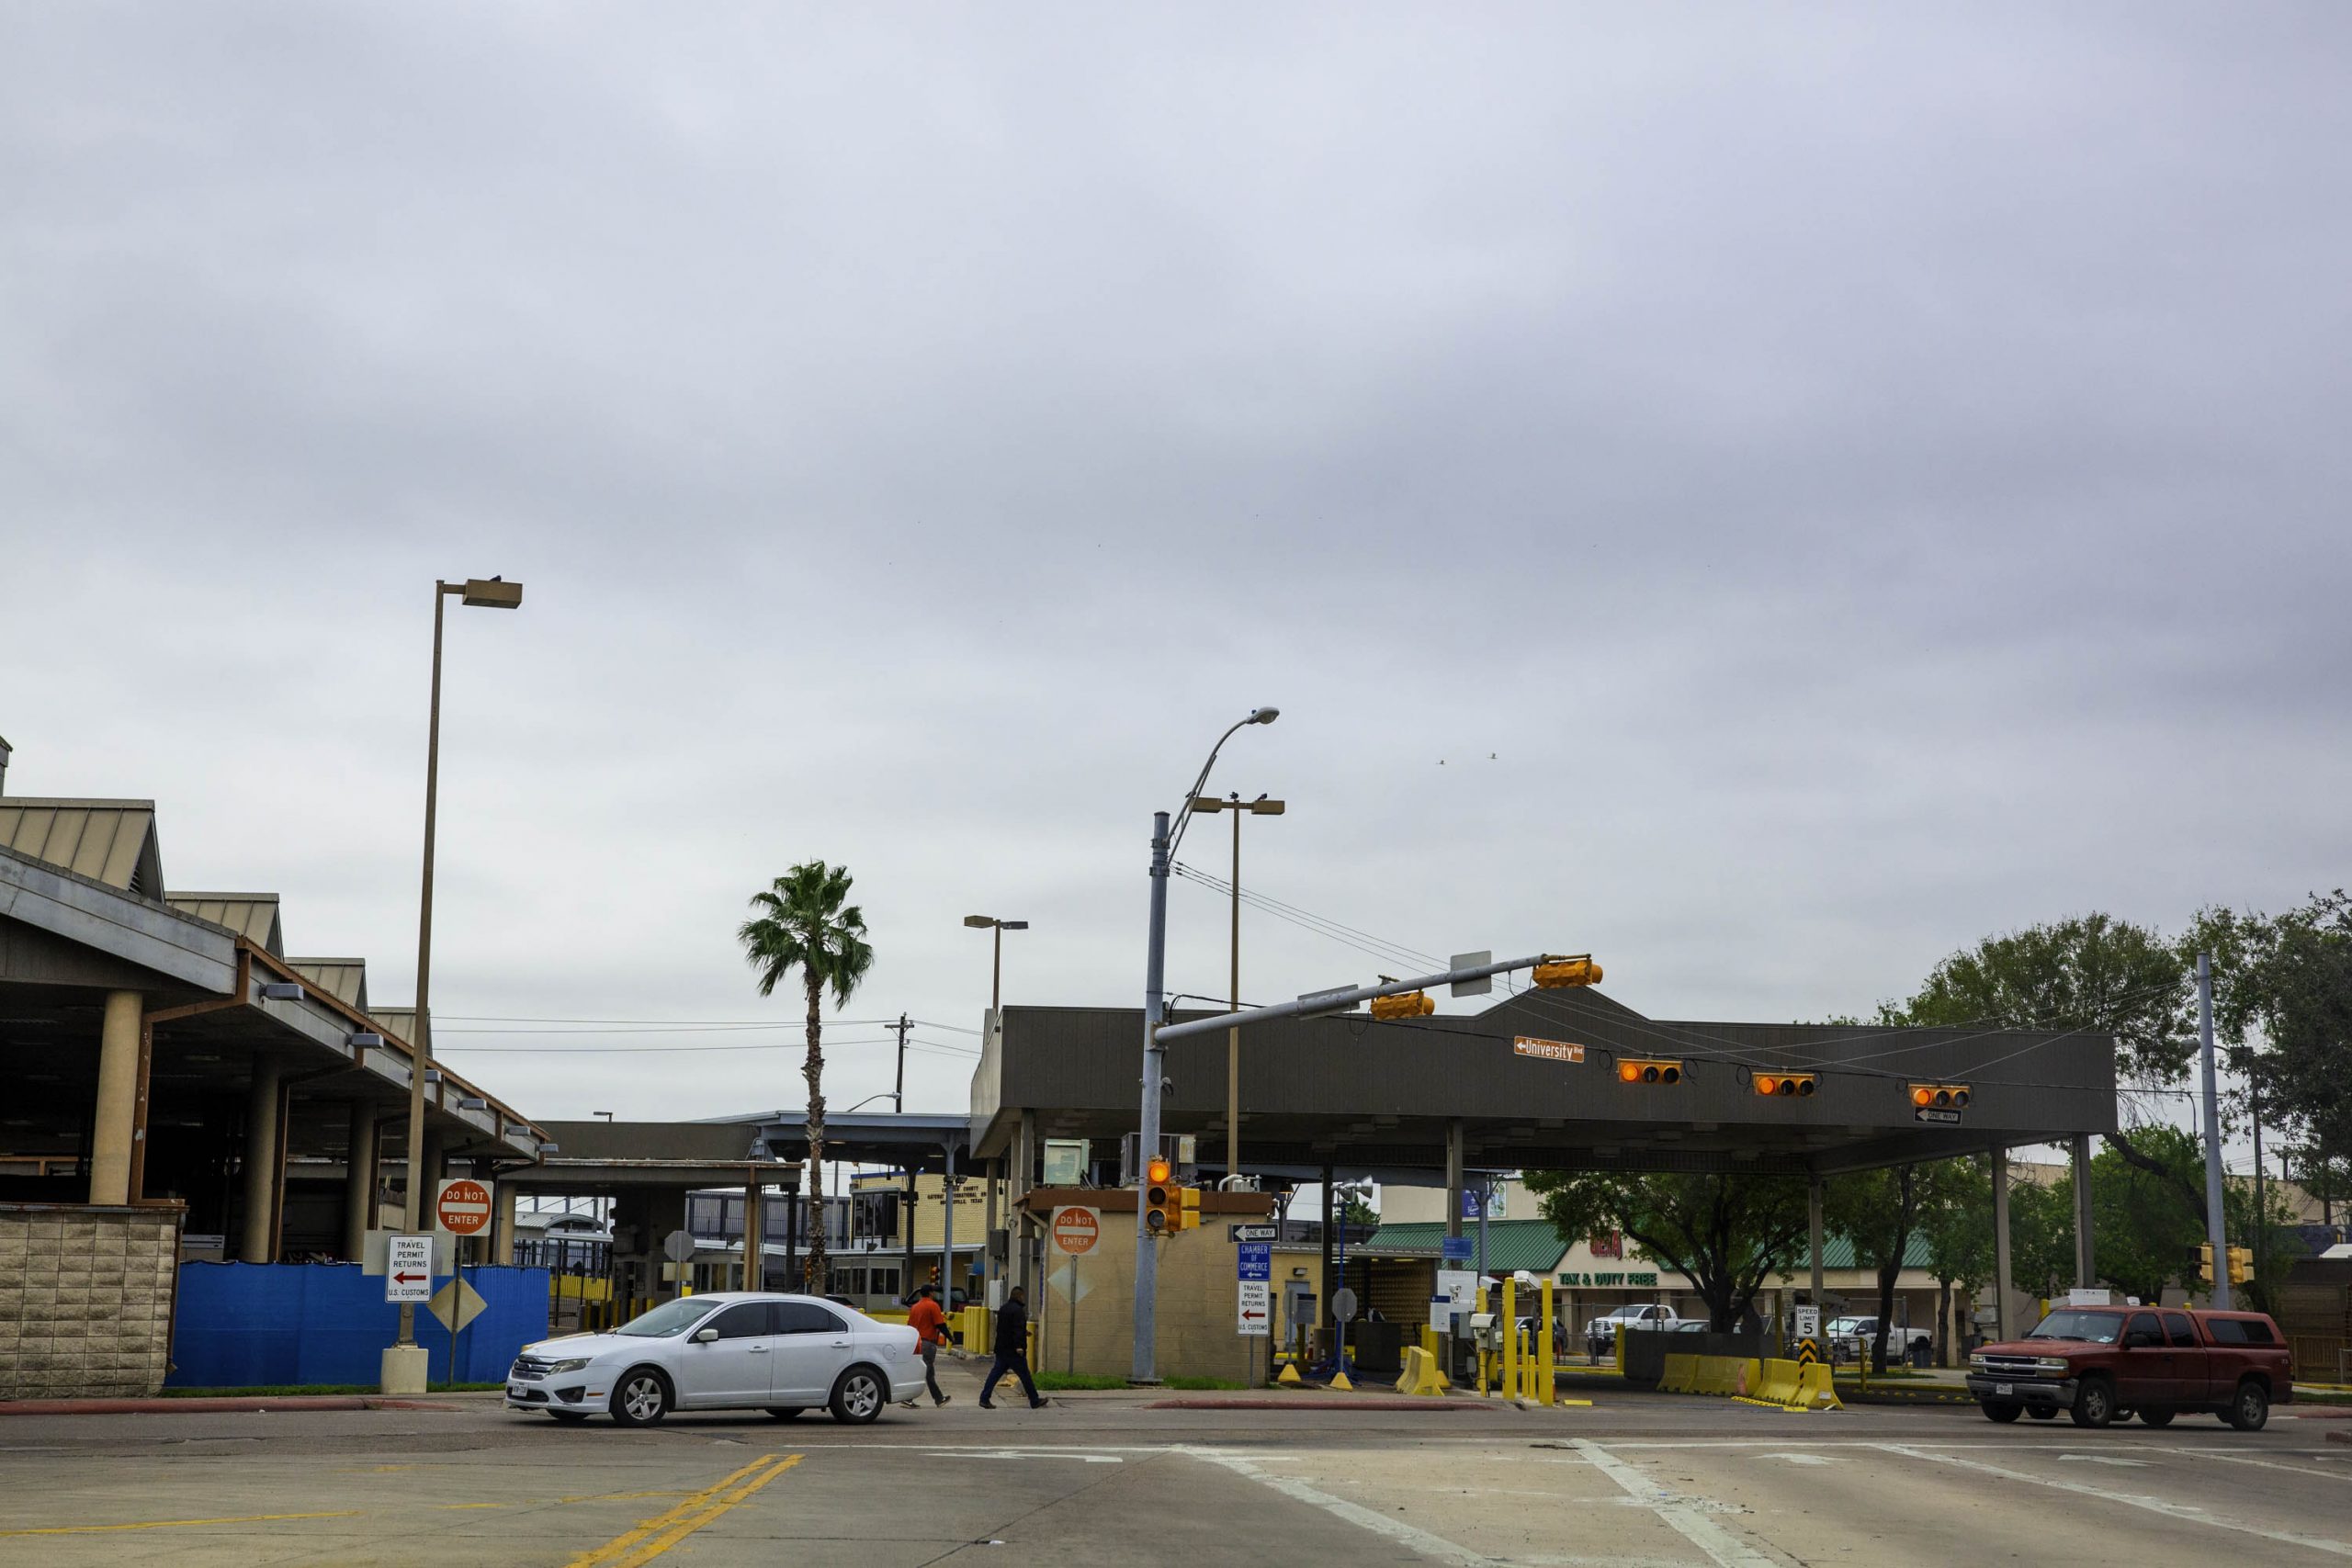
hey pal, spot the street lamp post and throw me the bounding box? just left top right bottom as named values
left=962, top=916, right=1030, bottom=1013
left=1185, top=794, right=1284, bottom=1190
left=386, top=576, right=521, bottom=1394
left=1133, top=706, right=1278, bottom=1382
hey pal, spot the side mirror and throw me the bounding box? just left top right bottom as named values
left=693, top=1327, right=719, bottom=1344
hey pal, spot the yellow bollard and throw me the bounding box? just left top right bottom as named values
left=1502, top=1277, right=1520, bottom=1400
left=1476, top=1283, right=1490, bottom=1397
left=1538, top=1277, right=1556, bottom=1405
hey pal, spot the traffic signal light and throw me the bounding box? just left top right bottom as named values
left=1370, top=989, right=1435, bottom=1021
left=1755, top=1072, right=1817, bottom=1098
left=1178, top=1187, right=1202, bottom=1231
left=1907, top=1083, right=1972, bottom=1110
left=1533, top=956, right=1603, bottom=989
left=2193, top=1242, right=2215, bottom=1283
left=1616, top=1058, right=1682, bottom=1085
left=1144, top=1156, right=1177, bottom=1235
left=2227, top=1246, right=2254, bottom=1284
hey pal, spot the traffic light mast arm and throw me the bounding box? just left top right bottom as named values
left=1150, top=953, right=1574, bottom=1043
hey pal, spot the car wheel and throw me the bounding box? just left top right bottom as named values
left=2027, top=1406, right=2059, bottom=1420
left=610, top=1368, right=672, bottom=1427
left=2226, top=1380, right=2269, bottom=1432
left=1981, top=1401, right=2023, bottom=1423
left=2069, top=1376, right=2115, bottom=1428
left=2139, top=1408, right=2175, bottom=1427
left=829, top=1366, right=886, bottom=1425
left=548, top=1410, right=590, bottom=1424
left=763, top=1406, right=806, bottom=1421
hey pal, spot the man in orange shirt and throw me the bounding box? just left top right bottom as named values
left=909, top=1284, right=951, bottom=1405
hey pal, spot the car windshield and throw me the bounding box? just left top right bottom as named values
left=616, top=1297, right=721, bottom=1338
left=2026, top=1310, right=2123, bottom=1344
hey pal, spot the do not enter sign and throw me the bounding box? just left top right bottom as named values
left=1050, top=1206, right=1100, bottom=1255
left=436, top=1177, right=493, bottom=1236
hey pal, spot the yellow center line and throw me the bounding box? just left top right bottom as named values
left=434, top=1502, right=509, bottom=1511
left=0, top=1509, right=364, bottom=1538
left=566, top=1453, right=802, bottom=1568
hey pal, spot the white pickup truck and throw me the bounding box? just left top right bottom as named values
left=1828, top=1315, right=1932, bottom=1364
left=1583, top=1303, right=1684, bottom=1355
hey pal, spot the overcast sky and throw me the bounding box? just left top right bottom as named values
left=6, top=5, right=2346, bottom=1153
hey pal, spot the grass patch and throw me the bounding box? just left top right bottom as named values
left=164, top=1382, right=503, bottom=1397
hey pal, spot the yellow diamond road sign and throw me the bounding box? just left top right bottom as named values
left=427, top=1276, right=489, bottom=1333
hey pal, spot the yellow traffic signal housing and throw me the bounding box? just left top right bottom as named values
left=2227, top=1246, right=2254, bottom=1284
left=2195, top=1242, right=2215, bottom=1283
left=1616, top=1058, right=1682, bottom=1085
left=1178, top=1187, right=1202, bottom=1231
left=1369, top=990, right=1436, bottom=1021
left=1908, top=1083, right=1973, bottom=1110
left=1755, top=1072, right=1817, bottom=1098
left=1144, top=1156, right=1177, bottom=1235
left=1533, top=957, right=1603, bottom=989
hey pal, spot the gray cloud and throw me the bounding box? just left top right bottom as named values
left=5, top=4, right=2346, bottom=1138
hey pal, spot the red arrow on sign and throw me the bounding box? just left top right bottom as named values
left=1241, top=1310, right=1267, bottom=1320
left=392, top=1272, right=424, bottom=1284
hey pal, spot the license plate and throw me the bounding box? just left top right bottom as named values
left=508, top=1383, right=525, bottom=1398
left=1995, top=1382, right=2013, bottom=1395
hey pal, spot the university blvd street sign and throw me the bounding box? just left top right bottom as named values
left=1238, top=1280, right=1271, bottom=1337
left=385, top=1234, right=433, bottom=1303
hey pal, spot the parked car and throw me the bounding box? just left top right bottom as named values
left=506, top=1292, right=924, bottom=1427
left=1964, top=1305, right=2291, bottom=1430
left=1584, top=1303, right=1682, bottom=1355
left=1827, top=1315, right=1932, bottom=1365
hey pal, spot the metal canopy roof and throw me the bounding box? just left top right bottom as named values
left=971, top=992, right=2117, bottom=1179
left=0, top=799, right=164, bottom=897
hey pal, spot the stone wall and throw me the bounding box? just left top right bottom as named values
left=0, top=1202, right=182, bottom=1399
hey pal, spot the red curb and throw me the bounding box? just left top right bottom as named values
left=1146, top=1398, right=1476, bottom=1412
left=0, top=1396, right=460, bottom=1416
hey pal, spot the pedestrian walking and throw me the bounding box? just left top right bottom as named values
left=978, top=1285, right=1046, bottom=1409
left=908, top=1283, right=952, bottom=1405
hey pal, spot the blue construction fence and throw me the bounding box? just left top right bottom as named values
left=167, top=1262, right=549, bottom=1389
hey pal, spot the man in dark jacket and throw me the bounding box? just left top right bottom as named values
left=979, top=1285, right=1046, bottom=1409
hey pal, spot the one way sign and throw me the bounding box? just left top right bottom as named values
left=385, top=1235, right=434, bottom=1303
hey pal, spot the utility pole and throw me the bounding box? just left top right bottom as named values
left=896, top=1012, right=914, bottom=1300
left=891, top=1013, right=909, bottom=1112
left=2198, top=951, right=2233, bottom=1309
left=1132, top=810, right=1170, bottom=1382
left=1188, top=792, right=1285, bottom=1190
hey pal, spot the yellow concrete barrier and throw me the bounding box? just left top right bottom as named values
left=1661, top=1353, right=1698, bottom=1393
left=1731, top=1357, right=1762, bottom=1398
left=1395, top=1346, right=1451, bottom=1397
left=1738, top=1358, right=1801, bottom=1407
left=1794, top=1362, right=1842, bottom=1411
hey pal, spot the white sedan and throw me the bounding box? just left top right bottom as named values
left=506, top=1292, right=924, bottom=1427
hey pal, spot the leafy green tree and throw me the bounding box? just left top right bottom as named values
left=1828, top=1160, right=1982, bottom=1371
left=738, top=862, right=875, bottom=1291
left=2004, top=1172, right=2075, bottom=1302
left=1894, top=915, right=2205, bottom=1220
left=1917, top=1156, right=1992, bottom=1364
left=1526, top=1171, right=1810, bottom=1330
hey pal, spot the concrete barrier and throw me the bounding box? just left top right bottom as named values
left=1795, top=1362, right=1842, bottom=1410
left=1660, top=1353, right=1697, bottom=1393
left=1395, top=1346, right=1451, bottom=1397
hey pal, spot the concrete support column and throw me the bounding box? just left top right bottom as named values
left=2070, top=1134, right=2096, bottom=1289
left=983, top=1157, right=1001, bottom=1306
left=1013, top=1110, right=1037, bottom=1296
left=418, top=1130, right=445, bottom=1210
left=941, top=1141, right=957, bottom=1303
left=1991, top=1145, right=2015, bottom=1342
left=901, top=1164, right=918, bottom=1298
left=1807, top=1177, right=1825, bottom=1303
left=343, top=1104, right=379, bottom=1259
left=742, top=1176, right=762, bottom=1291
left=492, top=1180, right=519, bottom=1269
left=88, top=991, right=143, bottom=1206
left=239, top=1059, right=283, bottom=1263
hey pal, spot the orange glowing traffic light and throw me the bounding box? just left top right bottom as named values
left=1616, top=1058, right=1682, bottom=1085
left=1908, top=1083, right=1972, bottom=1110
left=1755, top=1073, right=1816, bottom=1098
left=1145, top=1156, right=1177, bottom=1234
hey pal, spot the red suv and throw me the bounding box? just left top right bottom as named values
left=1966, top=1305, right=2291, bottom=1430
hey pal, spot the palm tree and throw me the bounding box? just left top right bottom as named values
left=738, top=862, right=875, bottom=1292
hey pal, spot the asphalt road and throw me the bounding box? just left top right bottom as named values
left=1, top=1361, right=2346, bottom=1568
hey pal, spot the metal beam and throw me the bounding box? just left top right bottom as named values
left=1152, top=953, right=1562, bottom=1043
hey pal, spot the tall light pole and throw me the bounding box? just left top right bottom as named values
left=1134, top=705, right=1278, bottom=1382
left=1186, top=794, right=1284, bottom=1190
left=387, top=575, right=521, bottom=1393
left=962, top=916, right=1029, bottom=1013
